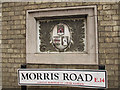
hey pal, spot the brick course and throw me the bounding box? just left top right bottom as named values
left=1, top=2, right=120, bottom=89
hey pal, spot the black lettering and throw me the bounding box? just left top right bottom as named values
left=63, top=73, right=69, bottom=80
left=51, top=73, right=53, bottom=80
left=36, top=73, right=43, bottom=80
left=21, top=73, right=29, bottom=80
left=70, top=73, right=77, bottom=81
left=54, top=73, right=59, bottom=80
left=29, top=73, right=36, bottom=80
left=44, top=73, right=50, bottom=80
left=77, top=74, right=84, bottom=81
left=85, top=74, right=93, bottom=82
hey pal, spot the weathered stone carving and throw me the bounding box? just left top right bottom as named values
left=39, top=17, right=85, bottom=52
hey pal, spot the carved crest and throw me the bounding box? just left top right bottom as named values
left=39, top=18, right=85, bottom=52
left=51, top=23, right=72, bottom=52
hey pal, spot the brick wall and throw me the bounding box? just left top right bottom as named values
left=0, top=1, right=2, bottom=90
left=118, top=2, right=120, bottom=89
left=2, top=2, right=120, bottom=89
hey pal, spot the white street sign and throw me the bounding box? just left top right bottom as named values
left=18, top=69, right=107, bottom=89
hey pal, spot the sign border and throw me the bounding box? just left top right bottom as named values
left=18, top=69, right=107, bottom=89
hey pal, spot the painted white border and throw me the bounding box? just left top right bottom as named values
left=26, top=6, right=98, bottom=64
left=18, top=69, right=107, bottom=89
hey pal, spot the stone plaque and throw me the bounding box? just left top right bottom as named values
left=38, top=16, right=86, bottom=53
left=26, top=6, right=98, bottom=64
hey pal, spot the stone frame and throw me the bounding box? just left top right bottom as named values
left=26, top=6, right=98, bottom=64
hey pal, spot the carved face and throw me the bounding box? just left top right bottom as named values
left=51, top=23, right=72, bottom=52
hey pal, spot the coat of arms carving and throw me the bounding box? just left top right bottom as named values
left=50, top=23, right=73, bottom=52
left=39, top=17, right=86, bottom=53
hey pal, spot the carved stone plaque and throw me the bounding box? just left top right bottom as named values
left=38, top=16, right=86, bottom=52
left=26, top=6, right=98, bottom=64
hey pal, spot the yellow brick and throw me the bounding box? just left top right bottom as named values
left=99, top=37, right=104, bottom=42
left=21, top=20, right=25, bottom=24
left=8, top=2, right=14, bottom=7
left=100, top=21, right=117, bottom=26
left=2, top=16, right=10, bottom=21
left=24, top=5, right=33, bottom=10
left=8, top=59, right=14, bottom=63
left=99, top=43, right=117, bottom=48
left=100, top=60, right=106, bottom=64
left=100, top=10, right=116, bottom=15
left=115, top=60, right=118, bottom=64
left=28, top=2, right=35, bottom=5
left=3, top=3, right=9, bottom=7
left=112, top=15, right=119, bottom=20
left=3, top=7, right=11, bottom=12
left=97, top=5, right=102, bottom=10
left=8, top=49, right=13, bottom=53
left=111, top=4, right=118, bottom=9
left=106, top=60, right=115, bottom=64
left=14, top=30, right=21, bottom=34
left=105, top=26, right=112, bottom=31
left=11, top=16, right=24, bottom=20
left=113, top=26, right=119, bottom=31
left=107, top=71, right=114, bottom=75
left=98, top=16, right=103, bottom=20
left=14, top=21, right=21, bottom=25
left=113, top=37, right=119, bottom=42
left=21, top=30, right=25, bottom=34
left=103, top=5, right=111, bottom=10
left=9, top=12, right=14, bottom=16
left=13, top=49, right=21, bottom=53
left=105, top=37, right=113, bottom=42
left=103, top=15, right=111, bottom=20
left=14, top=2, right=22, bottom=6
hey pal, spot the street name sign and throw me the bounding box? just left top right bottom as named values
left=18, top=69, right=107, bottom=89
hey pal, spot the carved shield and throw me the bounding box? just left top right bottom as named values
left=51, top=23, right=72, bottom=52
